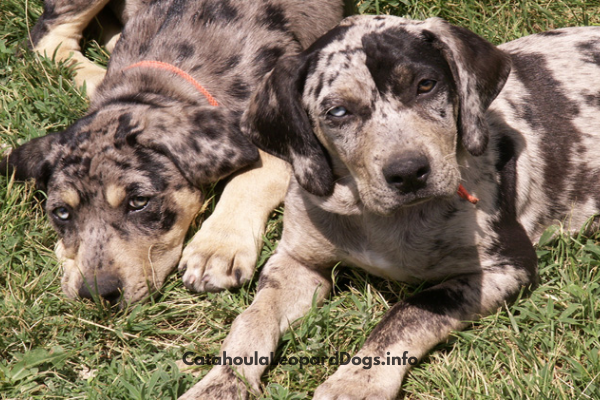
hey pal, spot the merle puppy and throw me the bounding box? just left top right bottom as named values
left=181, top=15, right=600, bottom=399
left=1, top=0, right=348, bottom=305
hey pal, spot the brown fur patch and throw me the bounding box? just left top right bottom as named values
left=105, top=184, right=126, bottom=208
left=59, top=188, right=80, bottom=208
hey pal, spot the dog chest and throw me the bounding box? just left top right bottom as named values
left=333, top=205, right=487, bottom=282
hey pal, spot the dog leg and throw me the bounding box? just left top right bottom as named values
left=313, top=267, right=536, bottom=399
left=180, top=250, right=332, bottom=399
left=30, top=0, right=111, bottom=97
left=179, top=150, right=290, bottom=292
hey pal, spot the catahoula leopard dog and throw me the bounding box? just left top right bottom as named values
left=0, top=0, right=352, bottom=305
left=180, top=15, right=600, bottom=399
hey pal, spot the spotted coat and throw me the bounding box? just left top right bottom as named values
left=182, top=16, right=600, bottom=399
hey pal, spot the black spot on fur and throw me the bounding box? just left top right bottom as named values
left=253, top=46, right=285, bottom=75
left=511, top=53, right=582, bottom=225
left=257, top=274, right=281, bottom=291
left=115, top=113, right=143, bottom=149
left=364, top=288, right=459, bottom=352
left=138, top=42, right=150, bottom=56
left=585, top=93, right=600, bottom=108
left=177, top=43, right=195, bottom=60
left=193, top=109, right=226, bottom=140
left=133, top=148, right=168, bottom=191
left=489, top=135, right=538, bottom=284
left=577, top=41, right=600, bottom=66
left=314, top=74, right=324, bottom=98
left=227, top=76, right=251, bottom=100
left=157, top=0, right=188, bottom=33
left=114, top=159, right=132, bottom=171
left=362, top=28, right=453, bottom=100
left=537, top=30, right=566, bottom=37
left=260, top=4, right=288, bottom=31
left=304, top=25, right=351, bottom=55
left=110, top=221, right=129, bottom=238
left=192, top=0, right=239, bottom=25
left=160, top=208, right=177, bottom=231
left=215, top=54, right=241, bottom=75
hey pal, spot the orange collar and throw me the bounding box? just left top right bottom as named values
left=457, top=184, right=478, bottom=204
left=124, top=60, right=219, bottom=107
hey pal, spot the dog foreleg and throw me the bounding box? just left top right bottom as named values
left=314, top=267, right=536, bottom=399
left=180, top=150, right=290, bottom=292
left=180, top=250, right=332, bottom=399
left=30, top=0, right=111, bottom=97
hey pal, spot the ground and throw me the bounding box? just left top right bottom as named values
left=1, top=0, right=600, bottom=398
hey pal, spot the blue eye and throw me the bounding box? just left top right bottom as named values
left=52, top=207, right=70, bottom=221
left=327, top=106, right=348, bottom=117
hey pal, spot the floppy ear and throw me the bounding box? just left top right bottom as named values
left=242, top=55, right=334, bottom=196
left=0, top=130, right=66, bottom=191
left=421, top=18, right=512, bottom=156
left=135, top=106, right=259, bottom=187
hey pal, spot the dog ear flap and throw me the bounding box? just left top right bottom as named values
left=136, top=106, right=260, bottom=187
left=0, top=131, right=66, bottom=191
left=422, top=19, right=512, bottom=156
left=242, top=55, right=334, bottom=197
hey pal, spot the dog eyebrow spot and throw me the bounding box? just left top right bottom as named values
left=105, top=184, right=127, bottom=208
left=59, top=189, right=80, bottom=208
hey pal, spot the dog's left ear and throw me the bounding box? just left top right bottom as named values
left=241, top=54, right=334, bottom=196
left=136, top=106, right=259, bottom=187
left=422, top=18, right=512, bottom=156
left=0, top=130, right=68, bottom=191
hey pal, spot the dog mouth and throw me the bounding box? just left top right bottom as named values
left=360, top=182, right=458, bottom=216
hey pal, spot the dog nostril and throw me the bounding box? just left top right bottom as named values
left=416, top=166, right=431, bottom=180
left=387, top=176, right=404, bottom=185
left=102, top=290, right=122, bottom=306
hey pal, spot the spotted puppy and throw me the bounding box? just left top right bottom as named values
left=0, top=0, right=348, bottom=305
left=182, top=16, right=600, bottom=399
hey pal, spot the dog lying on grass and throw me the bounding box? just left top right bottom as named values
left=180, top=15, right=600, bottom=399
left=0, top=0, right=348, bottom=305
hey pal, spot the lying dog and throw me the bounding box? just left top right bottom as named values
left=0, top=0, right=348, bottom=305
left=181, top=15, right=600, bottom=399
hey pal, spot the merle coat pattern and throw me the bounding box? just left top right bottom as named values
left=0, top=0, right=348, bottom=304
left=181, top=16, right=600, bottom=399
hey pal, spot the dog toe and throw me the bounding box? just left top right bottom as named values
left=179, top=227, right=258, bottom=293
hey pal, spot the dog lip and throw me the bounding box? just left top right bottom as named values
left=400, top=196, right=433, bottom=207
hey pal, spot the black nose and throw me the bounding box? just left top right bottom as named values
left=383, top=153, right=431, bottom=194
left=78, top=274, right=123, bottom=305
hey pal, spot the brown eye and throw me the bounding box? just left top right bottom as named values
left=417, top=79, right=436, bottom=94
left=128, top=196, right=149, bottom=211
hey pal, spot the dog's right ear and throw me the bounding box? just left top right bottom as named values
left=242, top=55, right=334, bottom=197
left=0, top=130, right=65, bottom=191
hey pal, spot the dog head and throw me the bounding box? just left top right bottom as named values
left=1, top=101, right=258, bottom=305
left=244, top=16, right=510, bottom=215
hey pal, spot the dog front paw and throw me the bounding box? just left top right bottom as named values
left=179, top=366, right=253, bottom=400
left=179, top=216, right=260, bottom=292
left=314, top=367, right=396, bottom=400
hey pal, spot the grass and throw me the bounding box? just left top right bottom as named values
left=1, top=0, right=600, bottom=398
